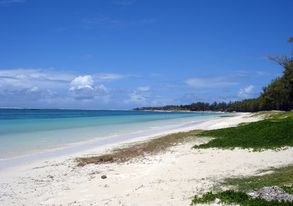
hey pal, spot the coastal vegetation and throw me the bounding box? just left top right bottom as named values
left=193, top=111, right=293, bottom=150
left=77, top=130, right=200, bottom=166
left=77, top=111, right=293, bottom=166
left=74, top=111, right=293, bottom=204
left=191, top=166, right=293, bottom=205
left=191, top=190, right=293, bottom=206
left=224, top=165, right=293, bottom=194
left=191, top=112, right=293, bottom=205
left=135, top=38, right=293, bottom=112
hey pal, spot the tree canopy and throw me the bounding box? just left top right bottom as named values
left=259, top=38, right=293, bottom=111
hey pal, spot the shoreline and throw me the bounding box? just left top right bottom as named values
left=2, top=112, right=291, bottom=205
left=0, top=113, right=229, bottom=170
left=0, top=112, right=250, bottom=173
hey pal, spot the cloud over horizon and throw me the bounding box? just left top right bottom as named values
left=0, top=68, right=274, bottom=109
left=238, top=85, right=256, bottom=99
left=0, top=0, right=289, bottom=109
left=0, top=69, right=130, bottom=108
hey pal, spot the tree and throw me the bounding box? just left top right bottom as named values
left=259, top=38, right=293, bottom=111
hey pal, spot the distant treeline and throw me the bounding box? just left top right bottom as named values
left=134, top=100, right=259, bottom=112
left=135, top=38, right=293, bottom=112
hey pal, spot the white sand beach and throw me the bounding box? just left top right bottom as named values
left=1, top=113, right=293, bottom=206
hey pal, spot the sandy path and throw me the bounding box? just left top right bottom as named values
left=1, top=113, right=292, bottom=206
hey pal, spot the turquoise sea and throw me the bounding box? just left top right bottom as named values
left=0, top=109, right=224, bottom=168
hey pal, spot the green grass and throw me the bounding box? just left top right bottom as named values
left=191, top=112, right=293, bottom=205
left=224, top=165, right=293, bottom=194
left=192, top=166, right=293, bottom=205
left=266, top=111, right=293, bottom=120
left=193, top=112, right=293, bottom=150
left=191, top=190, right=293, bottom=206
left=283, top=185, right=293, bottom=195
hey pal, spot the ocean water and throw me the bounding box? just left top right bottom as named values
left=0, top=109, right=224, bottom=167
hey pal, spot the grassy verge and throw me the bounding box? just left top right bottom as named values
left=191, top=166, right=293, bottom=205
left=193, top=112, right=293, bottom=150
left=191, top=112, right=293, bottom=205
left=191, top=190, right=293, bottom=206
left=224, top=165, right=293, bottom=194
left=76, top=130, right=200, bottom=166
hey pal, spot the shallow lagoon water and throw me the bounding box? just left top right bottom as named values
left=0, top=109, right=224, bottom=168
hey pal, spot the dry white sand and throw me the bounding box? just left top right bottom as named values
left=0, top=113, right=292, bottom=206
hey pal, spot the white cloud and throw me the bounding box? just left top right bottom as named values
left=70, top=75, right=94, bottom=90
left=126, top=86, right=151, bottom=105
left=0, top=69, right=126, bottom=92
left=95, top=73, right=126, bottom=81
left=186, top=77, right=238, bottom=88
left=68, top=75, right=114, bottom=101
left=0, top=69, right=72, bottom=81
left=30, top=86, right=39, bottom=92
left=68, top=75, right=114, bottom=100
left=186, top=76, right=238, bottom=88
left=137, top=86, right=150, bottom=92
left=68, top=76, right=119, bottom=103
left=0, top=69, right=74, bottom=91
left=0, top=68, right=129, bottom=107
left=128, top=92, right=147, bottom=104
left=95, top=84, right=108, bottom=92
left=238, top=85, right=255, bottom=99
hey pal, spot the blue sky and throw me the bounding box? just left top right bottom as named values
left=0, top=0, right=292, bottom=109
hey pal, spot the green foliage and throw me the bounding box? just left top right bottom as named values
left=227, top=98, right=260, bottom=112
left=134, top=102, right=229, bottom=112
left=283, top=185, right=293, bottom=195
left=193, top=112, right=293, bottom=150
left=191, top=191, right=216, bottom=204
left=193, top=165, right=293, bottom=205
left=191, top=190, right=293, bottom=205
left=135, top=100, right=261, bottom=112
left=236, top=38, right=293, bottom=112
left=224, top=165, right=293, bottom=193
left=259, top=63, right=293, bottom=111
left=268, top=111, right=293, bottom=119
